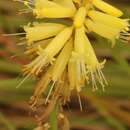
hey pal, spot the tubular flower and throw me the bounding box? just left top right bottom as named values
left=24, top=23, right=66, bottom=45
left=33, top=0, right=76, bottom=18
left=17, top=0, right=130, bottom=113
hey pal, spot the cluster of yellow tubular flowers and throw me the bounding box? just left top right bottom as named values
left=19, top=0, right=130, bottom=106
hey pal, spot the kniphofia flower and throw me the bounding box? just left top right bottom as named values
left=15, top=0, right=130, bottom=113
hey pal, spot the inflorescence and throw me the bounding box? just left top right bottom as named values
left=13, top=0, right=130, bottom=127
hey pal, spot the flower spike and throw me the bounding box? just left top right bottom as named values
left=13, top=0, right=130, bottom=119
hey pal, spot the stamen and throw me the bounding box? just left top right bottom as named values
left=120, top=32, right=130, bottom=36
left=23, top=50, right=55, bottom=76
left=18, top=9, right=32, bottom=14
left=17, top=42, right=26, bottom=45
left=88, top=64, right=107, bottom=92
left=80, top=60, right=88, bottom=80
left=119, top=31, right=130, bottom=42
left=45, top=81, right=56, bottom=104
left=97, top=69, right=105, bottom=91
left=90, top=70, right=97, bottom=91
left=16, top=74, right=30, bottom=88
left=77, top=92, right=83, bottom=111
left=13, top=0, right=34, bottom=6
left=19, top=37, right=26, bottom=41
left=100, top=69, right=108, bottom=84
left=3, top=33, right=26, bottom=36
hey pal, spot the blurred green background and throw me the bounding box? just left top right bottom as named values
left=0, top=0, right=130, bottom=130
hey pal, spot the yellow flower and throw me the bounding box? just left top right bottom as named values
left=16, top=0, right=130, bottom=107
left=68, top=52, right=87, bottom=92
left=92, top=0, right=123, bottom=17
left=24, top=23, right=66, bottom=45
left=30, top=39, right=73, bottom=107
left=33, top=0, right=76, bottom=18
left=85, top=11, right=129, bottom=45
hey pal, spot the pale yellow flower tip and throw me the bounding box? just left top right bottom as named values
left=68, top=52, right=84, bottom=92
left=88, top=11, right=129, bottom=30
left=24, top=23, right=65, bottom=45
left=52, top=38, right=73, bottom=82
left=33, top=7, right=76, bottom=19
left=93, top=0, right=123, bottom=17
left=83, top=35, right=108, bottom=91
left=74, top=26, right=89, bottom=90
left=85, top=19, right=120, bottom=41
left=74, top=7, right=86, bottom=28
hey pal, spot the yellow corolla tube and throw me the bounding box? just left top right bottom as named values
left=74, top=26, right=86, bottom=54
left=23, top=26, right=73, bottom=76
left=68, top=52, right=85, bottom=92
left=74, top=7, right=86, bottom=28
left=34, top=7, right=76, bottom=18
left=42, top=27, right=73, bottom=57
left=85, top=19, right=120, bottom=41
left=88, top=11, right=129, bottom=30
left=83, top=31, right=107, bottom=91
left=24, top=23, right=66, bottom=45
left=52, top=38, right=73, bottom=82
left=34, top=0, right=76, bottom=18
left=68, top=27, right=89, bottom=92
left=92, top=0, right=123, bottom=17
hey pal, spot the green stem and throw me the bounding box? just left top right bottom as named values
left=49, top=104, right=58, bottom=130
